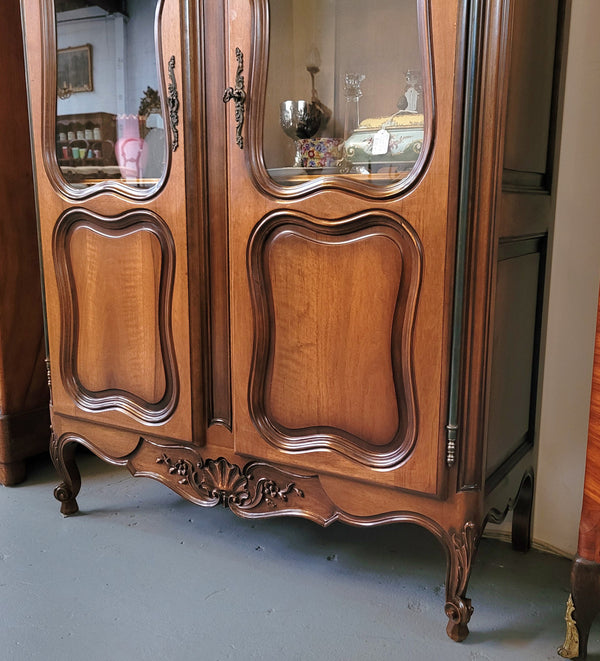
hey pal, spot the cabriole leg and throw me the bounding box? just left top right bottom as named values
left=444, top=521, right=480, bottom=642
left=50, top=433, right=81, bottom=515
left=559, top=556, right=600, bottom=659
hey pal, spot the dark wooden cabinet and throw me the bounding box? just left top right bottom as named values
left=20, top=0, right=568, bottom=641
left=0, top=0, right=50, bottom=486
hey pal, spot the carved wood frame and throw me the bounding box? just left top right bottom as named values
left=247, top=209, right=422, bottom=468
left=52, top=208, right=179, bottom=422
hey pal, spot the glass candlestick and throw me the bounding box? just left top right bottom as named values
left=337, top=73, right=365, bottom=174
left=343, top=72, right=365, bottom=139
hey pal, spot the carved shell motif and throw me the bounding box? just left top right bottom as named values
left=156, top=454, right=304, bottom=510
left=197, top=458, right=251, bottom=506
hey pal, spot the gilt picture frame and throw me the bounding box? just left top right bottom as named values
left=57, top=44, right=93, bottom=94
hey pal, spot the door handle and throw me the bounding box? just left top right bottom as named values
left=223, top=47, right=246, bottom=149
left=167, top=55, right=180, bottom=151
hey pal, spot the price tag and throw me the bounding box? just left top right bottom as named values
left=371, top=128, right=390, bottom=156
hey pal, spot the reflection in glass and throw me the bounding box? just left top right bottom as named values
left=265, top=0, right=426, bottom=187
left=54, top=0, right=166, bottom=190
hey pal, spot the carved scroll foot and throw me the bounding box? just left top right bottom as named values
left=50, top=433, right=81, bottom=516
left=445, top=596, right=473, bottom=642
left=54, top=483, right=79, bottom=516
left=444, top=521, right=480, bottom=642
left=512, top=469, right=534, bottom=552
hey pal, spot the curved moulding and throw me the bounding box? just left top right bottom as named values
left=247, top=209, right=423, bottom=469
left=52, top=207, right=178, bottom=423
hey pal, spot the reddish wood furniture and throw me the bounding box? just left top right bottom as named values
left=559, top=287, right=600, bottom=660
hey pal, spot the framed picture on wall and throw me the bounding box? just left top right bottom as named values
left=57, top=44, right=93, bottom=94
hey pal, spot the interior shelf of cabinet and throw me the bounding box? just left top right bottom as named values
left=267, top=167, right=413, bottom=186
left=58, top=167, right=160, bottom=188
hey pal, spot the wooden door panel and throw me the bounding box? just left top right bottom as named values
left=226, top=0, right=461, bottom=495
left=21, top=0, right=193, bottom=440
left=267, top=229, right=401, bottom=444
left=68, top=225, right=164, bottom=398
left=53, top=209, right=177, bottom=423
left=245, top=209, right=421, bottom=468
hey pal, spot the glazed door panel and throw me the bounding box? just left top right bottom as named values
left=225, top=0, right=461, bottom=495
left=21, top=0, right=192, bottom=441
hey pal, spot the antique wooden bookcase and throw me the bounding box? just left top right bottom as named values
left=20, top=0, right=568, bottom=641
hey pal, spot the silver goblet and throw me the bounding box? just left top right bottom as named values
left=280, top=100, right=323, bottom=167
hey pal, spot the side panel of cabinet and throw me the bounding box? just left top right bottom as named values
left=485, top=237, right=545, bottom=484
left=21, top=0, right=195, bottom=446
left=483, top=0, right=568, bottom=493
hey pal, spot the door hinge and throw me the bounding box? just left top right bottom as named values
left=446, top=423, right=458, bottom=468
left=45, top=357, right=53, bottom=405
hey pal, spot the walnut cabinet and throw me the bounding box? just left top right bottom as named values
left=558, top=287, right=600, bottom=660
left=20, top=0, right=568, bottom=641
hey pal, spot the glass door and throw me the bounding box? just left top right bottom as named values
left=225, top=0, right=459, bottom=496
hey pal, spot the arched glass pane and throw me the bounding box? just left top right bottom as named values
left=54, top=0, right=166, bottom=191
left=264, top=0, right=427, bottom=189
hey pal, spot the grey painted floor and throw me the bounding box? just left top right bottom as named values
left=1, top=450, right=597, bottom=661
